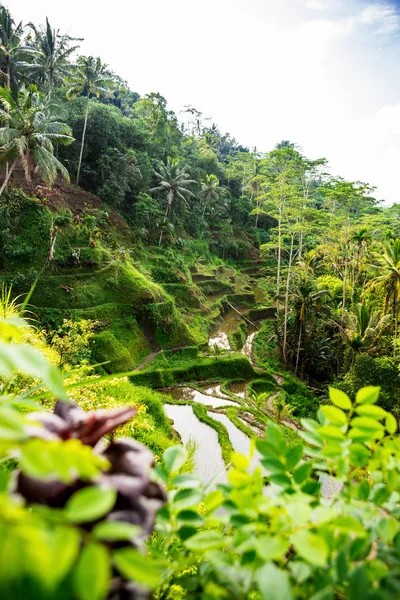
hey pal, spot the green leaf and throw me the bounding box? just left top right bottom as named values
left=348, top=566, right=369, bottom=600
left=65, top=486, right=116, bottom=524
left=289, top=561, right=312, bottom=584
left=321, top=406, right=347, bottom=426
left=172, top=473, right=201, bottom=489
left=257, top=562, right=293, bottom=600
left=92, top=521, right=140, bottom=542
left=290, top=531, right=329, bottom=567
left=293, top=462, right=313, bottom=484
left=74, top=543, right=110, bottom=600
left=113, top=548, right=163, bottom=588
left=329, top=388, right=352, bottom=410
left=0, top=342, right=67, bottom=400
left=265, top=422, right=286, bottom=454
left=203, top=490, right=224, bottom=514
left=261, top=457, right=287, bottom=474
left=172, top=488, right=203, bottom=510
left=301, top=418, right=321, bottom=433
left=355, top=386, right=380, bottom=405
left=286, top=443, right=303, bottom=470
left=350, top=417, right=384, bottom=431
left=377, top=517, right=399, bottom=542
left=385, top=413, right=397, bottom=434
left=299, top=430, right=324, bottom=448
left=317, top=425, right=345, bottom=440
left=184, top=530, right=226, bottom=551
left=355, top=405, right=387, bottom=419
left=163, top=445, right=188, bottom=474
left=176, top=510, right=205, bottom=526
left=269, top=473, right=292, bottom=488
left=255, top=535, right=289, bottom=561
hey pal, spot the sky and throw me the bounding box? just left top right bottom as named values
left=8, top=0, right=400, bottom=204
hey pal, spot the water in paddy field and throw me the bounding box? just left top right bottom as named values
left=208, top=412, right=262, bottom=472
left=163, top=404, right=227, bottom=484
left=227, top=381, right=248, bottom=398
left=241, top=331, right=256, bottom=361
left=164, top=386, right=238, bottom=408
left=208, top=307, right=250, bottom=350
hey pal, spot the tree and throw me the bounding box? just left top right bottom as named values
left=200, top=173, right=220, bottom=218
left=338, top=303, right=391, bottom=367
left=150, top=156, right=196, bottom=245
left=0, top=84, right=73, bottom=194
left=66, top=56, right=114, bottom=185
left=290, top=277, right=329, bottom=373
left=0, top=5, right=24, bottom=93
left=23, top=17, right=81, bottom=98
left=368, top=239, right=400, bottom=345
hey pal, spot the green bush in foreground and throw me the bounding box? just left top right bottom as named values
left=2, top=317, right=400, bottom=599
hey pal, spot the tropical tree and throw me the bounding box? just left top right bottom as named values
left=290, top=277, right=329, bottom=373
left=200, top=173, right=220, bottom=217
left=338, top=303, right=391, bottom=367
left=66, top=56, right=114, bottom=185
left=150, top=156, right=196, bottom=245
left=23, top=17, right=81, bottom=98
left=0, top=5, right=24, bottom=92
left=0, top=85, right=73, bottom=194
left=349, top=226, right=371, bottom=291
left=368, top=239, right=400, bottom=344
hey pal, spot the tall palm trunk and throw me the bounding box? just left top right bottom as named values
left=283, top=233, right=295, bottom=365
left=48, top=66, right=54, bottom=99
left=76, top=93, right=89, bottom=186
left=0, top=157, right=18, bottom=195
left=158, top=200, right=171, bottom=246
left=202, top=191, right=211, bottom=218
left=276, top=201, right=283, bottom=315
left=295, top=306, right=305, bottom=374
left=342, top=216, right=349, bottom=319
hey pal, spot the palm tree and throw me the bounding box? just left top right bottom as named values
left=368, top=239, right=400, bottom=343
left=200, top=173, right=220, bottom=218
left=0, top=6, right=24, bottom=91
left=291, top=277, right=329, bottom=373
left=338, top=303, right=391, bottom=367
left=0, top=85, right=73, bottom=194
left=24, top=18, right=81, bottom=98
left=350, top=227, right=371, bottom=292
left=66, top=56, right=114, bottom=185
left=150, top=157, right=196, bottom=245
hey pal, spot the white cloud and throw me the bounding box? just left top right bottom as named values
left=9, top=0, right=400, bottom=204
left=359, top=4, right=400, bottom=34
left=303, top=0, right=330, bottom=10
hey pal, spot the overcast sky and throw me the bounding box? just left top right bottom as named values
left=8, top=0, right=400, bottom=204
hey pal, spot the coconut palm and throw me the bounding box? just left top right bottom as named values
left=66, top=56, right=114, bottom=185
left=0, top=84, right=73, bottom=194
left=150, top=157, right=196, bottom=245
left=350, top=226, right=371, bottom=290
left=368, top=239, right=400, bottom=343
left=23, top=17, right=81, bottom=98
left=200, top=173, right=220, bottom=218
left=0, top=6, right=24, bottom=91
left=339, top=303, right=391, bottom=367
left=290, top=277, right=329, bottom=373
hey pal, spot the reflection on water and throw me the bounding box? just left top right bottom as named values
left=241, top=332, right=256, bottom=361
left=208, top=307, right=249, bottom=350
left=164, top=404, right=227, bottom=484
left=163, top=386, right=237, bottom=408
left=208, top=412, right=261, bottom=472
left=228, top=381, right=247, bottom=398
left=208, top=331, right=230, bottom=350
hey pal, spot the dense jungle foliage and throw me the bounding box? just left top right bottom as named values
left=2, top=4, right=400, bottom=599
